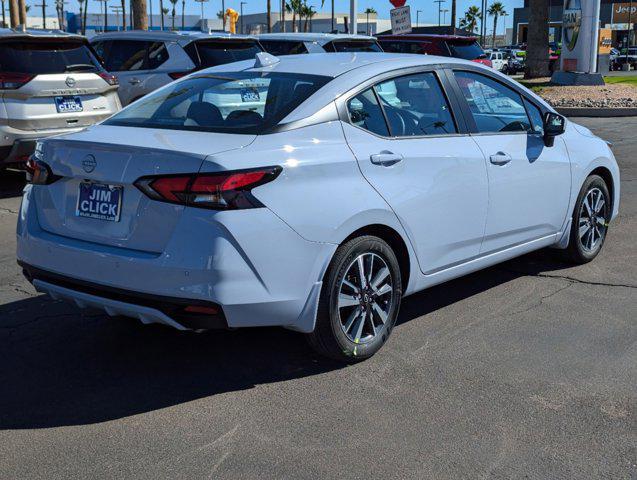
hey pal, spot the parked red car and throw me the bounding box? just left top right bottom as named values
left=377, top=34, right=492, bottom=68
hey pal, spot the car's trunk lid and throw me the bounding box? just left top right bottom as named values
left=34, top=125, right=256, bottom=253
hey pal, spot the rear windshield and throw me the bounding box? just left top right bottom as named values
left=259, top=40, right=308, bottom=56
left=0, top=41, right=102, bottom=74
left=105, top=72, right=330, bottom=134
left=187, top=40, right=263, bottom=68
left=446, top=41, right=485, bottom=60
left=327, top=40, right=383, bottom=53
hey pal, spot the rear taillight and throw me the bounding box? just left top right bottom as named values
left=0, top=72, right=34, bottom=89
left=26, top=158, right=61, bottom=185
left=168, top=70, right=193, bottom=80
left=135, top=167, right=281, bottom=210
left=98, top=71, right=119, bottom=86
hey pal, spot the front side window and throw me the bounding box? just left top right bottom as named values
left=524, top=97, right=544, bottom=134
left=347, top=88, right=389, bottom=136
left=105, top=72, right=329, bottom=134
left=454, top=71, right=531, bottom=133
left=375, top=72, right=457, bottom=136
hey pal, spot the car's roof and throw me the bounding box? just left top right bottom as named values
left=257, top=32, right=378, bottom=46
left=90, top=29, right=257, bottom=44
left=378, top=34, right=478, bottom=42
left=0, top=28, right=86, bottom=40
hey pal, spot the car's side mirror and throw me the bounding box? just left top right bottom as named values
left=543, top=112, right=566, bottom=147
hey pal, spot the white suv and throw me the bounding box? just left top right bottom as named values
left=0, top=29, right=121, bottom=172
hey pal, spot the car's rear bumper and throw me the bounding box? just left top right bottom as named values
left=17, top=185, right=336, bottom=332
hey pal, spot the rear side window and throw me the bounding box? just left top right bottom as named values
left=186, top=41, right=262, bottom=68
left=454, top=71, right=531, bottom=133
left=0, top=41, right=102, bottom=74
left=259, top=40, right=308, bottom=56
left=326, top=40, right=383, bottom=53
left=147, top=42, right=170, bottom=69
left=105, top=72, right=330, bottom=134
left=446, top=41, right=485, bottom=60
left=97, top=40, right=148, bottom=71
left=379, top=41, right=428, bottom=55
left=347, top=88, right=389, bottom=136
left=375, top=72, right=457, bottom=136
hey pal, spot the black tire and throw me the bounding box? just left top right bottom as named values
left=306, top=235, right=402, bottom=362
left=563, top=175, right=611, bottom=264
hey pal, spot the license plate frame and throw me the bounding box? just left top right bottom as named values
left=76, top=182, right=123, bottom=222
left=55, top=96, right=83, bottom=113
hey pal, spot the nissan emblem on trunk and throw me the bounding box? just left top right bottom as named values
left=82, top=154, right=96, bottom=173
left=65, top=77, right=76, bottom=88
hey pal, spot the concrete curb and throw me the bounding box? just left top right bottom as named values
left=556, top=107, right=637, bottom=117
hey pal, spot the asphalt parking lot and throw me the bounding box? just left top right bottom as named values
left=0, top=117, right=635, bottom=479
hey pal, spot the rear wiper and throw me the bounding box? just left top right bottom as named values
left=65, top=64, right=97, bottom=72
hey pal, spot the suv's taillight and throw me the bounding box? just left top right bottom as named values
left=0, top=72, right=34, bottom=89
left=135, top=167, right=281, bottom=210
left=98, top=71, right=119, bottom=86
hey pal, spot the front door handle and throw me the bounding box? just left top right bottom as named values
left=370, top=151, right=403, bottom=167
left=489, top=152, right=512, bottom=165
left=128, top=78, right=141, bottom=85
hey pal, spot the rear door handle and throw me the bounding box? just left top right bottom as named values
left=128, top=78, right=141, bottom=85
left=489, top=152, right=512, bottom=165
left=370, top=151, right=403, bottom=167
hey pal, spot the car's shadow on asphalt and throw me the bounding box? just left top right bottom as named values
left=0, top=250, right=573, bottom=429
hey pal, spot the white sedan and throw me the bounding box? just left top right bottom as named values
left=18, top=52, right=620, bottom=361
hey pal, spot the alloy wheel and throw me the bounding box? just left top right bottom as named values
left=337, top=253, right=395, bottom=344
left=578, top=187, right=608, bottom=252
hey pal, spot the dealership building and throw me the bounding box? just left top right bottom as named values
left=513, top=0, right=636, bottom=48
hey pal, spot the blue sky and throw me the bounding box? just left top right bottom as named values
left=48, top=0, right=523, bottom=33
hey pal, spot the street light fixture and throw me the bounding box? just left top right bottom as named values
left=194, top=0, right=208, bottom=30
left=441, top=8, right=448, bottom=25
left=416, top=9, right=421, bottom=27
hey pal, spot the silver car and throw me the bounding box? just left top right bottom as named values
left=0, top=28, right=121, bottom=171
left=257, top=33, right=383, bottom=56
left=91, top=31, right=263, bottom=106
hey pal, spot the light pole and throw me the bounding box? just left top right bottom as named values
left=349, top=0, right=356, bottom=34
left=149, top=0, right=152, bottom=28
left=416, top=9, right=421, bottom=27
left=434, top=0, right=445, bottom=26
left=194, top=0, right=207, bottom=30
left=240, top=0, right=245, bottom=33
left=442, top=8, right=448, bottom=25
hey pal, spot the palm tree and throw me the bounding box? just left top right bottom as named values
left=487, top=2, right=505, bottom=47
left=120, top=0, right=127, bottom=29
left=77, top=0, right=84, bottom=33
left=266, top=0, right=271, bottom=32
left=460, top=6, right=481, bottom=34
left=302, top=1, right=315, bottom=32
left=450, top=0, right=456, bottom=33
left=181, top=0, right=184, bottom=29
left=287, top=0, right=301, bottom=32
left=82, top=0, right=89, bottom=32
left=216, top=8, right=223, bottom=18
left=364, top=7, right=375, bottom=35
left=525, top=0, right=549, bottom=78
left=132, top=0, right=147, bottom=29
left=161, top=6, right=168, bottom=28
left=169, top=0, right=177, bottom=29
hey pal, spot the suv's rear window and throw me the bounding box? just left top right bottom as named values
left=259, top=40, right=308, bottom=56
left=0, top=41, right=102, bottom=74
left=326, top=40, right=382, bottom=53
left=105, top=72, right=330, bottom=134
left=186, top=40, right=263, bottom=68
left=446, top=41, right=485, bottom=60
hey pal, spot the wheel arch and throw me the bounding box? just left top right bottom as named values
left=588, top=166, right=615, bottom=212
left=340, top=224, right=411, bottom=292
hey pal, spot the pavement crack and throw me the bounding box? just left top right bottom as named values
left=508, top=283, right=573, bottom=316
left=0, top=206, right=18, bottom=215
left=499, top=267, right=637, bottom=290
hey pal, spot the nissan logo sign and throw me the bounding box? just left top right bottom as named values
left=82, top=155, right=97, bottom=173
left=563, top=0, right=582, bottom=51
left=65, top=76, right=76, bottom=88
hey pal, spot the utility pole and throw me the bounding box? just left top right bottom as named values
left=34, top=0, right=46, bottom=28
left=434, top=0, right=445, bottom=26
left=239, top=0, right=245, bottom=33
left=110, top=3, right=122, bottom=30
left=349, top=0, right=356, bottom=34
